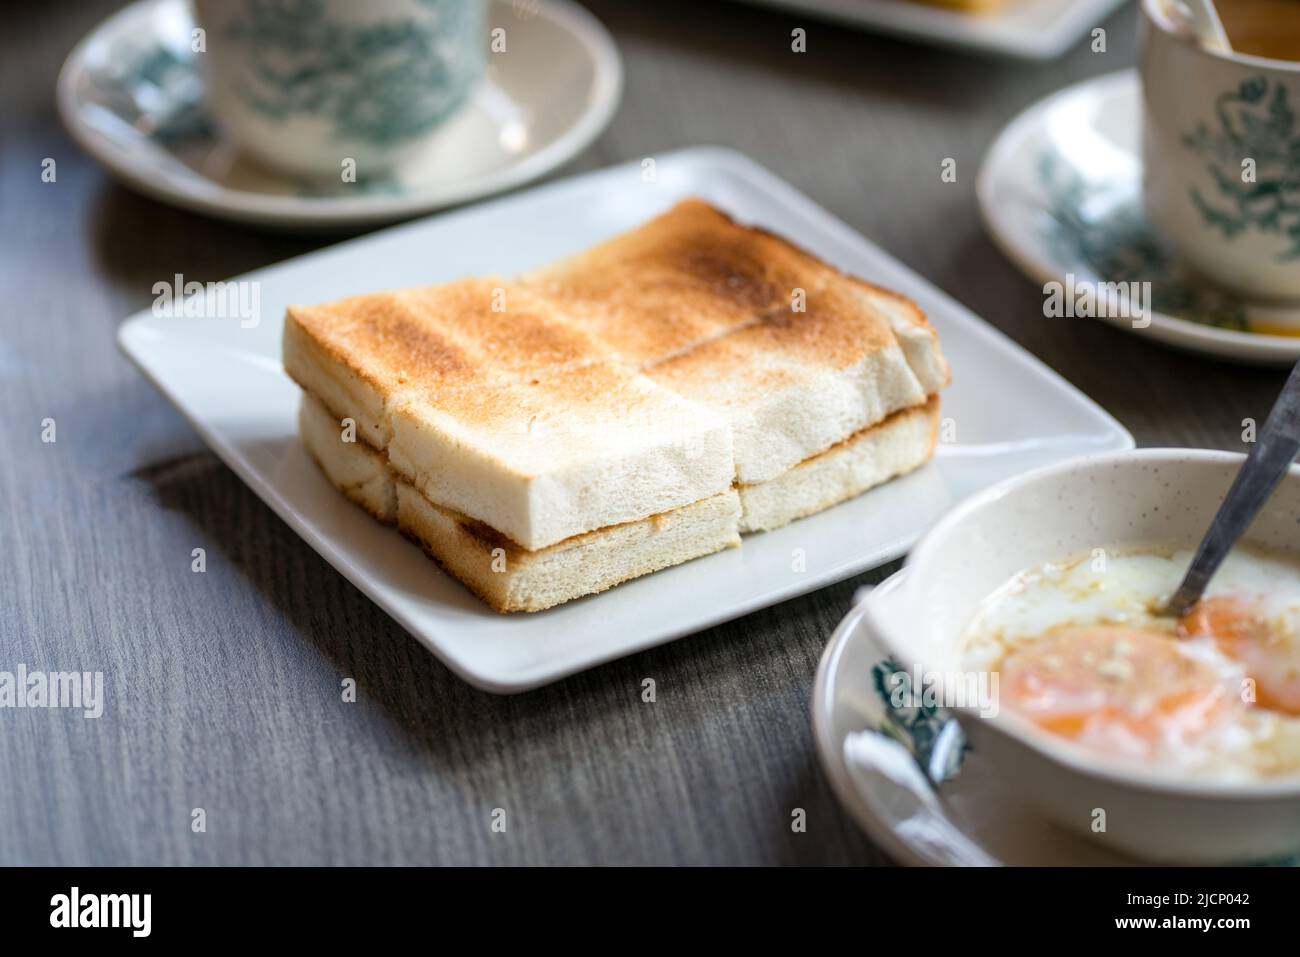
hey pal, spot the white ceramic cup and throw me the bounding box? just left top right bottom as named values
left=862, top=449, right=1300, bottom=864
left=192, top=0, right=485, bottom=179
left=1140, top=0, right=1300, bottom=302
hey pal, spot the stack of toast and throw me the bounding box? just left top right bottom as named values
left=284, top=200, right=948, bottom=612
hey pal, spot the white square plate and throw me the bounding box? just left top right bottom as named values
left=732, top=0, right=1127, bottom=60
left=118, top=147, right=1132, bottom=692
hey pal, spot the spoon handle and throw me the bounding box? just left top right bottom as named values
left=1176, top=0, right=1232, bottom=52
left=1167, top=360, right=1300, bottom=618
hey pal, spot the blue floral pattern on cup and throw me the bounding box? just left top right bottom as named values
left=223, top=0, right=484, bottom=148
left=1182, top=77, right=1300, bottom=261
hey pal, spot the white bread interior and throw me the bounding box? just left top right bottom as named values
left=300, top=391, right=941, bottom=608
left=396, top=480, right=741, bottom=614
left=849, top=281, right=950, bottom=396
left=646, top=279, right=930, bottom=483
left=299, top=390, right=396, bottom=523
left=386, top=360, right=735, bottom=551
left=737, top=396, right=941, bottom=533
left=301, top=391, right=740, bottom=612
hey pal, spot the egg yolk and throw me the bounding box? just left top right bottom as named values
left=1179, top=595, right=1300, bottom=716
left=998, top=625, right=1229, bottom=757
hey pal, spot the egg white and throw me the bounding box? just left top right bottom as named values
left=962, top=545, right=1300, bottom=780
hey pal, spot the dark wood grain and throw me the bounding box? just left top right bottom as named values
left=0, top=0, right=1282, bottom=866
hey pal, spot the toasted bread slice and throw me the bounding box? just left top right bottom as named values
left=301, top=392, right=740, bottom=612
left=396, top=481, right=741, bottom=613
left=647, top=279, right=931, bottom=483
left=521, top=199, right=845, bottom=367
left=387, top=360, right=734, bottom=550
left=844, top=278, right=950, bottom=395
left=287, top=279, right=735, bottom=551
left=524, top=200, right=948, bottom=396
left=737, top=396, right=942, bottom=533
left=284, top=278, right=606, bottom=448
left=285, top=197, right=949, bottom=563
left=299, top=392, right=397, bottom=523
left=301, top=388, right=940, bottom=609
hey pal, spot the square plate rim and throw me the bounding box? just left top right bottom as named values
left=117, top=144, right=1134, bottom=692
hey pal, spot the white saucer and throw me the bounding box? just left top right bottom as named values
left=815, top=571, right=1300, bottom=865
left=57, top=0, right=622, bottom=230
left=978, top=69, right=1300, bottom=366
left=813, top=571, right=1137, bottom=865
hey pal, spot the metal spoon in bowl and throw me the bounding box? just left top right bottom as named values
left=1166, top=360, right=1300, bottom=618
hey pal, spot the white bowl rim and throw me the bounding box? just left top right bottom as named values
left=896, top=445, right=1300, bottom=801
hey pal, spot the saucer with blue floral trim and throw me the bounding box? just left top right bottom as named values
left=978, top=70, right=1300, bottom=366
left=57, top=0, right=622, bottom=230
left=815, top=571, right=1138, bottom=866
left=815, top=570, right=1300, bottom=865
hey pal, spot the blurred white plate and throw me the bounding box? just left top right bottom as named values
left=732, top=0, right=1127, bottom=60
left=57, top=0, right=622, bottom=230
left=117, top=147, right=1131, bottom=692
left=979, top=70, right=1300, bottom=365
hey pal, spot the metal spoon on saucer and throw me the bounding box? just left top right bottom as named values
left=1166, top=360, right=1300, bottom=617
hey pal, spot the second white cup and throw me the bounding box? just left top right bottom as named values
left=193, top=0, right=486, bottom=179
left=1140, top=0, right=1300, bottom=302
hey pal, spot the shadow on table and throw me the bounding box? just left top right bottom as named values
left=84, top=179, right=327, bottom=303
left=127, top=440, right=889, bottom=863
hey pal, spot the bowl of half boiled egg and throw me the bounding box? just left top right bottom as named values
left=862, top=448, right=1300, bottom=863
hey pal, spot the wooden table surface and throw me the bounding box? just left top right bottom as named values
left=0, top=0, right=1283, bottom=866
